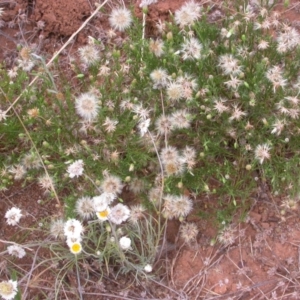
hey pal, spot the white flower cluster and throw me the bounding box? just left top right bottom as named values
left=52, top=174, right=133, bottom=255
left=63, top=219, right=84, bottom=255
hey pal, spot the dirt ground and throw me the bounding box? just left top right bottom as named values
left=1, top=0, right=300, bottom=299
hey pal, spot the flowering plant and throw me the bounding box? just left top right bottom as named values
left=1, top=0, right=300, bottom=298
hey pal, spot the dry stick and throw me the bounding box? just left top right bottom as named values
left=4, top=0, right=109, bottom=116
left=0, top=239, right=33, bottom=251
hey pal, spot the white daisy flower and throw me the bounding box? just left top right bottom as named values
left=66, top=236, right=82, bottom=248
left=0, top=280, right=18, bottom=300
left=5, top=207, right=22, bottom=226
left=109, top=7, right=132, bottom=32
left=96, top=206, right=111, bottom=221
left=69, top=242, right=82, bottom=255
left=64, top=219, right=83, bottom=239
left=66, top=160, right=84, bottom=178
left=93, top=193, right=116, bottom=211
left=93, top=194, right=109, bottom=212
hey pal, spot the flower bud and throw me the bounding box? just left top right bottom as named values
left=166, top=32, right=173, bottom=40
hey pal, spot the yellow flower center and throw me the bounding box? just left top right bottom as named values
left=98, top=210, right=109, bottom=218
left=0, top=282, right=14, bottom=295
left=71, top=243, right=82, bottom=254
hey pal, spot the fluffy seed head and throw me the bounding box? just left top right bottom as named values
left=171, top=110, right=191, bottom=129
left=148, top=186, right=162, bottom=207
left=255, top=143, right=271, bottom=164
left=78, top=44, right=100, bottom=66
left=163, top=194, right=193, bottom=219
left=109, top=7, right=132, bottom=32
left=129, top=204, right=146, bottom=224
left=21, top=152, right=41, bottom=170
left=50, top=219, right=65, bottom=240
left=150, top=68, right=169, bottom=89
left=160, top=146, right=180, bottom=164
left=67, top=159, right=84, bottom=178
left=76, top=196, right=94, bottom=220
left=218, top=54, right=242, bottom=76
left=276, top=27, right=300, bottom=53
left=175, top=1, right=202, bottom=28
left=155, top=114, right=174, bottom=135
left=101, top=174, right=123, bottom=195
left=149, top=39, right=164, bottom=57
left=129, top=178, right=145, bottom=194
left=163, top=159, right=185, bottom=177
left=181, top=37, right=202, bottom=60
left=167, top=82, right=182, bottom=102
left=266, top=65, right=287, bottom=92
left=217, top=226, right=237, bottom=246
left=75, top=92, right=100, bottom=122
left=38, top=174, right=55, bottom=193
left=180, top=222, right=199, bottom=244
left=9, top=164, right=26, bottom=181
